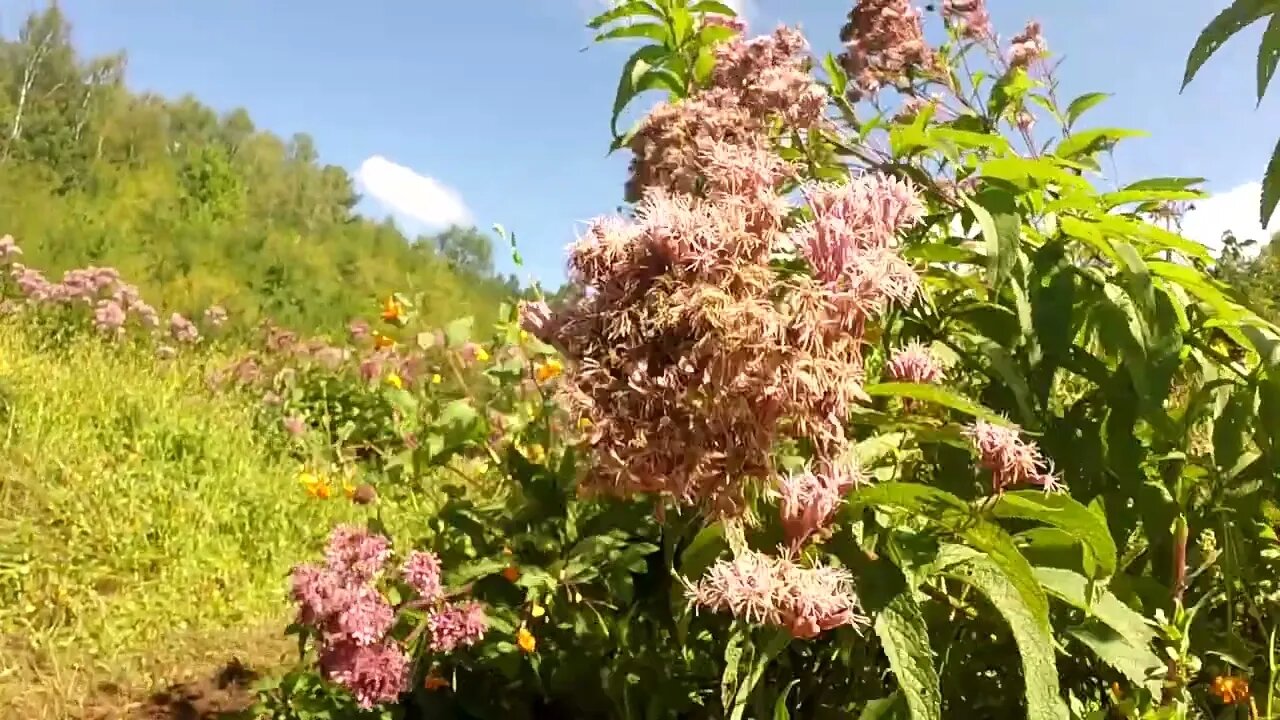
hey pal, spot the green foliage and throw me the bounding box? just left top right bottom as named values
left=0, top=6, right=517, bottom=334
left=1182, top=0, right=1280, bottom=225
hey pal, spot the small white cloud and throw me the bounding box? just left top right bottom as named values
left=355, top=155, right=471, bottom=230
left=1180, top=181, right=1279, bottom=257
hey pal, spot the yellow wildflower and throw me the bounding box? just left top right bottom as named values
left=530, top=602, right=546, bottom=619
left=534, top=358, right=563, bottom=383
left=577, top=417, right=592, bottom=431
left=476, top=347, right=491, bottom=363
left=431, top=373, right=443, bottom=385
left=525, top=443, right=546, bottom=464
left=299, top=470, right=330, bottom=499
left=519, top=330, right=530, bottom=343
left=516, top=627, right=536, bottom=654
left=385, top=372, right=403, bottom=389
left=373, top=333, right=395, bottom=349
left=343, top=479, right=356, bottom=500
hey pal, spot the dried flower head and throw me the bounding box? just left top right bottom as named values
left=776, top=460, right=863, bottom=549
left=942, top=0, right=992, bottom=41
left=1007, top=21, right=1048, bottom=70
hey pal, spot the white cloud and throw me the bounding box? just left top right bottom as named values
left=1180, top=181, right=1279, bottom=257
left=354, top=155, right=471, bottom=230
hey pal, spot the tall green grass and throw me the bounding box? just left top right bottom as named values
left=0, top=322, right=361, bottom=715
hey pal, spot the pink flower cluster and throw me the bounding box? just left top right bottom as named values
left=625, top=25, right=826, bottom=201
left=523, top=24, right=924, bottom=517
left=777, top=461, right=864, bottom=549
left=687, top=548, right=866, bottom=639
left=0, top=234, right=229, bottom=343
left=964, top=420, right=1064, bottom=494
left=838, top=0, right=937, bottom=100
left=289, top=526, right=486, bottom=709
left=885, top=341, right=945, bottom=384
left=1007, top=21, right=1048, bottom=70
left=942, top=0, right=993, bottom=41
left=290, top=526, right=407, bottom=708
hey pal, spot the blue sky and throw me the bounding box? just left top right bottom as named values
left=1, top=0, right=1277, bottom=286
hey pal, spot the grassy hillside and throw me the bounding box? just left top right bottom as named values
left=0, top=322, right=365, bottom=716
left=0, top=6, right=519, bottom=334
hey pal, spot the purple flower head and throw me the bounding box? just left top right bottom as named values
left=324, top=525, right=393, bottom=582
left=334, top=585, right=396, bottom=646
left=348, top=318, right=372, bottom=343
left=428, top=601, right=487, bottom=653
left=401, top=550, right=443, bottom=602
left=942, top=0, right=993, bottom=41
left=518, top=300, right=555, bottom=344
left=319, top=640, right=410, bottom=709
left=283, top=415, right=307, bottom=437
left=169, top=313, right=200, bottom=344
left=1007, top=21, right=1047, bottom=69
left=93, top=299, right=127, bottom=336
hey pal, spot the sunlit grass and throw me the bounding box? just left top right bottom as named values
left=0, top=322, right=365, bottom=716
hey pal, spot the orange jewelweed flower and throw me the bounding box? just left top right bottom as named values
left=424, top=674, right=449, bottom=691
left=299, top=471, right=330, bottom=499
left=503, top=565, right=521, bottom=582
left=516, top=627, right=536, bottom=654
left=1211, top=675, right=1250, bottom=705
left=380, top=296, right=403, bottom=323
left=373, top=333, right=395, bottom=349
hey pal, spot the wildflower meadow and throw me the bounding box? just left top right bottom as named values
left=5, top=1, right=1280, bottom=719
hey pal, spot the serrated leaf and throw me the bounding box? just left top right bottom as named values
left=1263, top=133, right=1280, bottom=227
left=595, top=21, right=670, bottom=43
left=1065, top=92, right=1110, bottom=127
left=1183, top=0, right=1274, bottom=89
left=443, top=316, right=474, bottom=347
left=1121, top=176, right=1206, bottom=192
left=864, top=381, right=1008, bottom=424
left=992, top=492, right=1118, bottom=579
left=588, top=0, right=662, bottom=29
left=610, top=45, right=669, bottom=137
left=1067, top=621, right=1165, bottom=699
left=1055, top=128, right=1147, bottom=161
left=1033, top=567, right=1153, bottom=645
left=689, top=0, right=739, bottom=16
left=965, top=189, right=1020, bottom=290
left=874, top=591, right=942, bottom=720
left=1260, top=13, right=1280, bottom=100
left=941, top=549, right=1068, bottom=720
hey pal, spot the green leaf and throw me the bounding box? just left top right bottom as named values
left=1065, top=92, right=1110, bottom=127
left=588, top=0, right=663, bottom=29
left=956, top=331, right=1038, bottom=426
left=1263, top=133, right=1280, bottom=228
left=772, top=680, right=800, bottom=720
left=444, top=316, right=474, bottom=347
left=1120, top=176, right=1206, bottom=192
left=991, top=492, right=1118, bottom=579
left=689, top=0, right=739, bottom=15
left=874, top=591, right=941, bottom=720
left=863, top=381, right=1007, bottom=424
left=966, top=188, right=1020, bottom=290
left=940, top=549, right=1068, bottom=720
left=1033, top=567, right=1154, bottom=645
left=1259, top=13, right=1280, bottom=100
left=728, top=629, right=791, bottom=720
left=595, top=21, right=670, bottom=43
left=859, top=694, right=908, bottom=720
left=609, top=45, right=669, bottom=137
left=1182, top=0, right=1274, bottom=89
left=1055, top=128, right=1147, bottom=161
left=1066, top=621, right=1165, bottom=700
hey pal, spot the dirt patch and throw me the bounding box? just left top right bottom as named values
left=78, top=659, right=260, bottom=720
